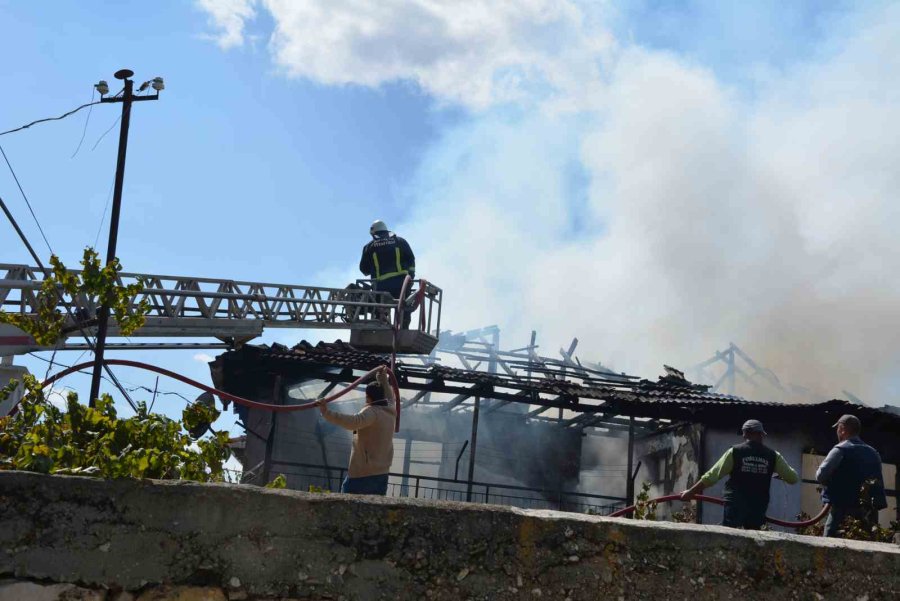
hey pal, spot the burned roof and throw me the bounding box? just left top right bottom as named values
left=210, top=341, right=900, bottom=439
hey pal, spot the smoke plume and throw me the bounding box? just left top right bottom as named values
left=199, top=1, right=900, bottom=403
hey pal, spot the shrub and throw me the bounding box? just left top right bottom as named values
left=0, top=373, right=230, bottom=481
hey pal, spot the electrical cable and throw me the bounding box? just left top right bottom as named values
left=92, top=178, right=114, bottom=249
left=0, top=101, right=102, bottom=137
left=0, top=145, right=53, bottom=253
left=28, top=352, right=189, bottom=403
left=70, top=88, right=96, bottom=158
left=91, top=115, right=121, bottom=151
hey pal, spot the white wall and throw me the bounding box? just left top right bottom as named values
left=0, top=364, right=29, bottom=416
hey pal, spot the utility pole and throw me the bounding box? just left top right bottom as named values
left=88, top=69, right=162, bottom=406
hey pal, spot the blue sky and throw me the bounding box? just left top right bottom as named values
left=0, top=2, right=461, bottom=428
left=2, top=0, right=899, bottom=423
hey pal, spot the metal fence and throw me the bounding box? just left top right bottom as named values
left=236, top=461, right=625, bottom=516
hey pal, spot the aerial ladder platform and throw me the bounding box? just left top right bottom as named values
left=0, top=264, right=442, bottom=356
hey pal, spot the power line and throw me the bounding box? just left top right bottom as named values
left=70, top=88, right=96, bottom=158
left=91, top=115, right=121, bottom=151
left=0, top=145, right=53, bottom=253
left=93, top=177, right=115, bottom=248
left=0, top=194, right=46, bottom=277
left=0, top=101, right=101, bottom=138
left=28, top=352, right=193, bottom=405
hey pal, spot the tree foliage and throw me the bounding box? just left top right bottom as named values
left=0, top=247, right=149, bottom=346
left=0, top=373, right=230, bottom=481
left=0, top=248, right=230, bottom=482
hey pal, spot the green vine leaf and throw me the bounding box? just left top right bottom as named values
left=0, top=247, right=149, bottom=347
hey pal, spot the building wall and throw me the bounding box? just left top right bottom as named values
left=0, top=363, right=28, bottom=416
left=633, top=423, right=701, bottom=519
left=237, top=382, right=590, bottom=511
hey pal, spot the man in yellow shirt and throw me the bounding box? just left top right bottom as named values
left=680, top=420, right=799, bottom=530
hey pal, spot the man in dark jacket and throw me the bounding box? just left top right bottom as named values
left=680, top=419, right=799, bottom=529
left=359, top=220, right=416, bottom=326
left=816, top=414, right=887, bottom=537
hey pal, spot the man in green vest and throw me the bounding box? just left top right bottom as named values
left=680, top=419, right=799, bottom=529
left=359, top=220, right=416, bottom=327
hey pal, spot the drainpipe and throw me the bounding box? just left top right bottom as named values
left=465, top=397, right=481, bottom=502
left=696, top=424, right=706, bottom=524
left=261, top=376, right=283, bottom=486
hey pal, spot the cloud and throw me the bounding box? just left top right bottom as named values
left=196, top=0, right=258, bottom=49
left=198, top=1, right=900, bottom=402
left=398, top=5, right=900, bottom=402
left=193, top=353, right=215, bottom=364
left=198, top=0, right=613, bottom=109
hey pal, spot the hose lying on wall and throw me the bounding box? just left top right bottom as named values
left=608, top=493, right=831, bottom=529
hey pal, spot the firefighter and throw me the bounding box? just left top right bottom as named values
left=680, top=419, right=799, bottom=529
left=359, top=220, right=415, bottom=326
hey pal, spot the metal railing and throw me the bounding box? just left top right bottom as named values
left=247, top=460, right=625, bottom=516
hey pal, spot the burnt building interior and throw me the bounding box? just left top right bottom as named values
left=212, top=326, right=900, bottom=528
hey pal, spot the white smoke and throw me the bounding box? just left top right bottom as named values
left=198, top=2, right=900, bottom=403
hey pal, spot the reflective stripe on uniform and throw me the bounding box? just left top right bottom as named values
left=372, top=247, right=413, bottom=281
left=376, top=270, right=409, bottom=281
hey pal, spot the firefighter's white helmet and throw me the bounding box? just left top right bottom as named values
left=370, top=220, right=389, bottom=236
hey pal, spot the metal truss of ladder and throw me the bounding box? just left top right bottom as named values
left=0, top=264, right=443, bottom=353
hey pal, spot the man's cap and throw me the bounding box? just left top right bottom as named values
left=832, top=414, right=861, bottom=430
left=741, top=419, right=767, bottom=435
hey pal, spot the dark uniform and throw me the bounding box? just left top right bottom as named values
left=359, top=234, right=416, bottom=301
left=682, top=419, right=798, bottom=530
left=722, top=441, right=777, bottom=529
left=817, top=437, right=887, bottom=537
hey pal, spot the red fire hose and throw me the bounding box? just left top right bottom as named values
left=39, top=358, right=399, bottom=414
left=390, top=275, right=412, bottom=432
left=29, top=278, right=421, bottom=426
left=608, top=493, right=831, bottom=528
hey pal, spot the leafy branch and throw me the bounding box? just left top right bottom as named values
left=0, top=373, right=230, bottom=480
left=0, top=248, right=230, bottom=483
left=0, top=247, right=150, bottom=346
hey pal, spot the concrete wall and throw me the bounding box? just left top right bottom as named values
left=2, top=472, right=898, bottom=601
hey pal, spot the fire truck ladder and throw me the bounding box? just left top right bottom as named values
left=0, top=264, right=442, bottom=355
